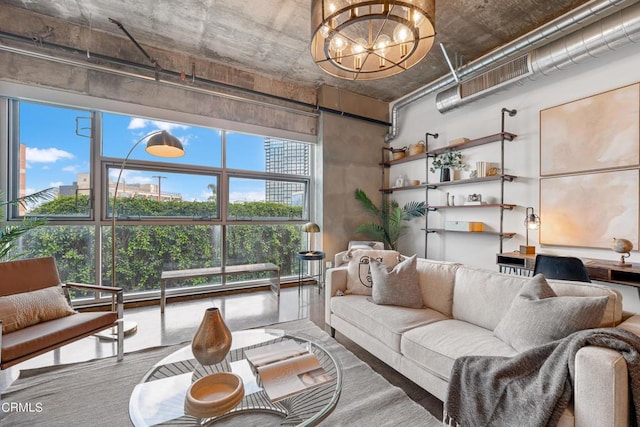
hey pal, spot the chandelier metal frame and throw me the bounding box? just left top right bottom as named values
left=310, top=0, right=436, bottom=80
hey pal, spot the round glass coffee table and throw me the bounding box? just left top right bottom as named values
left=129, top=329, right=342, bottom=426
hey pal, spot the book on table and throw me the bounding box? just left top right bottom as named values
left=244, top=339, right=334, bottom=402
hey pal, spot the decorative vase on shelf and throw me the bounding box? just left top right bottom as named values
left=440, top=168, right=451, bottom=182
left=191, top=307, right=232, bottom=365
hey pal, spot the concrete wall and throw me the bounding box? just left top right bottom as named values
left=389, top=42, right=640, bottom=311
left=320, top=113, right=389, bottom=264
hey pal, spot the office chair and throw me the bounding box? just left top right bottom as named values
left=532, top=254, right=591, bottom=282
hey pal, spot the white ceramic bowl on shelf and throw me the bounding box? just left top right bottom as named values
left=184, top=372, right=245, bottom=419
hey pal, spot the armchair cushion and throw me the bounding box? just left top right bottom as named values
left=0, top=285, right=76, bottom=334
left=1, top=312, right=117, bottom=364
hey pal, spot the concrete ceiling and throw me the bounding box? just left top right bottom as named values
left=3, top=0, right=592, bottom=102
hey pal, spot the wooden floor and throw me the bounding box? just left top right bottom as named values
left=6, top=285, right=443, bottom=420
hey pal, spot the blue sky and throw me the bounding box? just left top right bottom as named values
left=20, top=102, right=272, bottom=203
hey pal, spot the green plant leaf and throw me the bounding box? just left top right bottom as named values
left=353, top=189, right=424, bottom=251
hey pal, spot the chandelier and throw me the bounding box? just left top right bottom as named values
left=310, top=0, right=436, bottom=80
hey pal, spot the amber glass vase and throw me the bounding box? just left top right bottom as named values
left=191, top=307, right=232, bottom=365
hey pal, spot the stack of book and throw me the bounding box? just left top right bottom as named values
left=244, top=339, right=334, bottom=402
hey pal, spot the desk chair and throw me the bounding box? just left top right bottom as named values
left=532, top=254, right=591, bottom=282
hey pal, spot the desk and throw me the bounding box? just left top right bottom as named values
left=297, top=251, right=325, bottom=294
left=497, top=252, right=640, bottom=296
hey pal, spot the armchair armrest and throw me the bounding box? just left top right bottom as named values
left=62, top=282, right=123, bottom=320
left=63, top=282, right=123, bottom=293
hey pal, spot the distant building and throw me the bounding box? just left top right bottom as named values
left=57, top=173, right=183, bottom=202
left=264, top=138, right=308, bottom=205
left=106, top=179, right=182, bottom=202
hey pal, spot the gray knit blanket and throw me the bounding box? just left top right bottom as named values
left=443, top=328, right=640, bottom=427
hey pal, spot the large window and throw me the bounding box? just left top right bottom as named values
left=13, top=102, right=92, bottom=217
left=5, top=99, right=313, bottom=303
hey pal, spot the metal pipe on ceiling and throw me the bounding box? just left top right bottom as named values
left=435, top=1, right=640, bottom=113
left=385, top=0, right=634, bottom=142
left=0, top=31, right=392, bottom=127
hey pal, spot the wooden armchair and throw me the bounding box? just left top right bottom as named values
left=0, top=257, right=123, bottom=370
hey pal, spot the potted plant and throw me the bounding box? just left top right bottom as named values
left=430, top=150, right=464, bottom=182
left=354, top=189, right=426, bottom=250
left=1, top=188, right=54, bottom=261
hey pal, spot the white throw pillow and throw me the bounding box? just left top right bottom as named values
left=345, top=249, right=400, bottom=295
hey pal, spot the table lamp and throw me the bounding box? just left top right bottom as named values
left=520, top=206, right=540, bottom=255
left=302, top=222, right=320, bottom=254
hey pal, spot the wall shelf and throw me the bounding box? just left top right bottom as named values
left=380, top=153, right=428, bottom=167
left=422, top=111, right=518, bottom=257
left=427, top=203, right=516, bottom=211
left=429, top=174, right=516, bottom=188
left=425, top=228, right=516, bottom=238
left=380, top=111, right=518, bottom=259
left=427, top=132, right=517, bottom=156
left=380, top=183, right=429, bottom=193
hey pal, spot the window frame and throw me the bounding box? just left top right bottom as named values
left=101, top=158, right=223, bottom=223
left=7, top=99, right=96, bottom=221
left=3, top=97, right=315, bottom=306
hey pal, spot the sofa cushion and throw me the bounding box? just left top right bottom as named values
left=371, top=254, right=423, bottom=308
left=345, top=249, right=400, bottom=295
left=416, top=259, right=459, bottom=317
left=1, top=312, right=117, bottom=363
left=452, top=266, right=622, bottom=331
left=494, top=274, right=608, bottom=352
left=453, top=266, right=527, bottom=330
left=330, top=294, right=447, bottom=352
left=0, top=285, right=76, bottom=334
left=401, top=319, right=517, bottom=381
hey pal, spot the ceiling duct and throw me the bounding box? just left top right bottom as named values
left=385, top=0, right=633, bottom=141
left=435, top=1, right=640, bottom=113
left=436, top=55, right=532, bottom=112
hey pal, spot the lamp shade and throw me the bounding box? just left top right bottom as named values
left=302, top=222, right=320, bottom=233
left=525, top=207, right=540, bottom=230
left=145, top=131, right=185, bottom=158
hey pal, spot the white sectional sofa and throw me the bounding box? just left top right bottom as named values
left=325, top=256, right=640, bottom=426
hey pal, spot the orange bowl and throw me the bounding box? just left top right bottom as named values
left=184, top=372, right=244, bottom=418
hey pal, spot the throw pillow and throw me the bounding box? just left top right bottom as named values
left=0, top=285, right=76, bottom=334
left=493, top=274, right=608, bottom=352
left=345, top=249, right=400, bottom=295
left=370, top=254, right=423, bottom=308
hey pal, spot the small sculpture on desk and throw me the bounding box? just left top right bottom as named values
left=612, top=237, right=633, bottom=267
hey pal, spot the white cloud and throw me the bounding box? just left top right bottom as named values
left=127, top=118, right=189, bottom=132
left=229, top=191, right=265, bottom=203
left=26, top=147, right=74, bottom=163
left=62, top=165, right=79, bottom=173
left=109, top=169, right=152, bottom=185
left=49, top=181, right=64, bottom=188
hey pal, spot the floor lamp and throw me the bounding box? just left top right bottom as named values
left=108, top=130, right=184, bottom=335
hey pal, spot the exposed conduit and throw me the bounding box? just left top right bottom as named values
left=0, top=31, right=392, bottom=127
left=385, top=0, right=634, bottom=142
